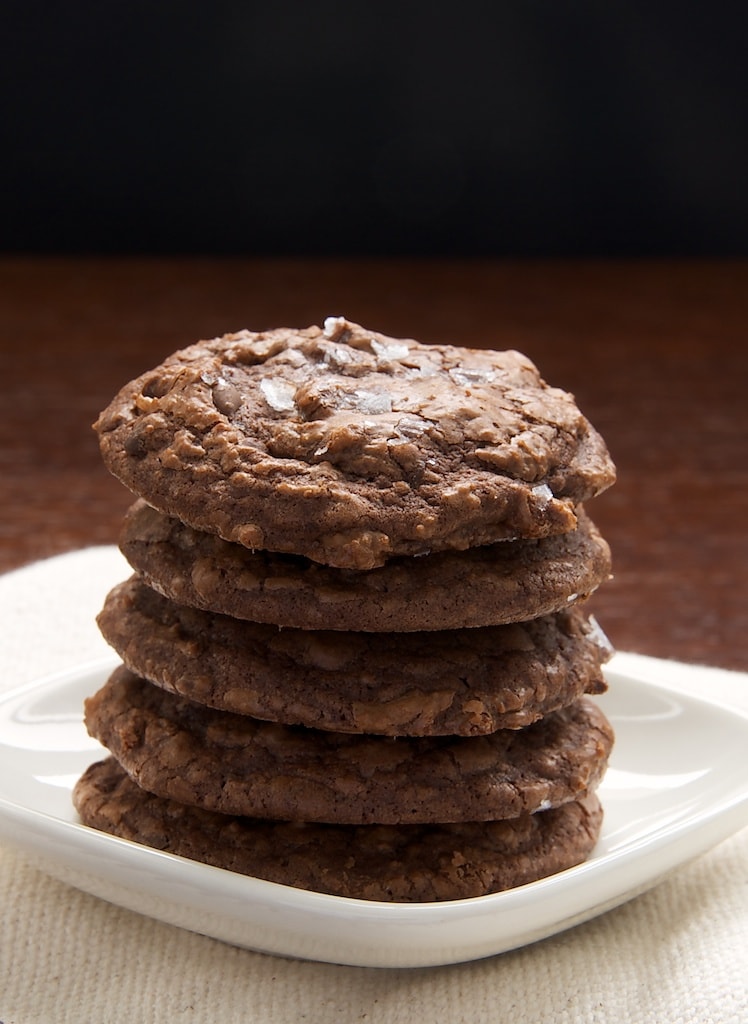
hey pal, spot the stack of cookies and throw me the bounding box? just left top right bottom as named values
left=74, top=317, right=617, bottom=902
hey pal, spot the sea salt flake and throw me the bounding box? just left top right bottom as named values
left=260, top=377, right=296, bottom=412
left=354, top=390, right=392, bottom=414
left=532, top=483, right=554, bottom=502
left=395, top=415, right=425, bottom=439
left=371, top=338, right=410, bottom=362
left=585, top=615, right=615, bottom=656
left=323, top=315, right=348, bottom=339
left=449, top=367, right=496, bottom=387
left=324, top=345, right=354, bottom=369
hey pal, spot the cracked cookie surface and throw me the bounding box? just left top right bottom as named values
left=95, top=319, right=615, bottom=569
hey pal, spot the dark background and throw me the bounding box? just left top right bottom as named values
left=4, top=2, right=748, bottom=257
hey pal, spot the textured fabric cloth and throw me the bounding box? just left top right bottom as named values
left=1, top=548, right=746, bottom=1024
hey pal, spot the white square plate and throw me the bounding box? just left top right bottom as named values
left=0, top=655, right=747, bottom=968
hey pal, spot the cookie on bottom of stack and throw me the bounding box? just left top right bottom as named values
left=75, top=318, right=617, bottom=902
left=74, top=758, right=604, bottom=902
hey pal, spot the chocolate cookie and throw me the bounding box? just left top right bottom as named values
left=84, top=667, right=614, bottom=825
left=119, top=500, right=612, bottom=632
left=97, top=576, right=612, bottom=735
left=74, top=757, right=604, bottom=902
left=95, top=319, right=615, bottom=569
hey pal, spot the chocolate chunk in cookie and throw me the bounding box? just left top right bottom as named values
left=95, top=320, right=615, bottom=569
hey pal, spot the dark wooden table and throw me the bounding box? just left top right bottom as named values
left=1, top=258, right=746, bottom=670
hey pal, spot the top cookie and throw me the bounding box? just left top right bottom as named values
left=95, top=318, right=615, bottom=570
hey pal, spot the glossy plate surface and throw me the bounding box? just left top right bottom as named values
left=1, top=655, right=747, bottom=968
